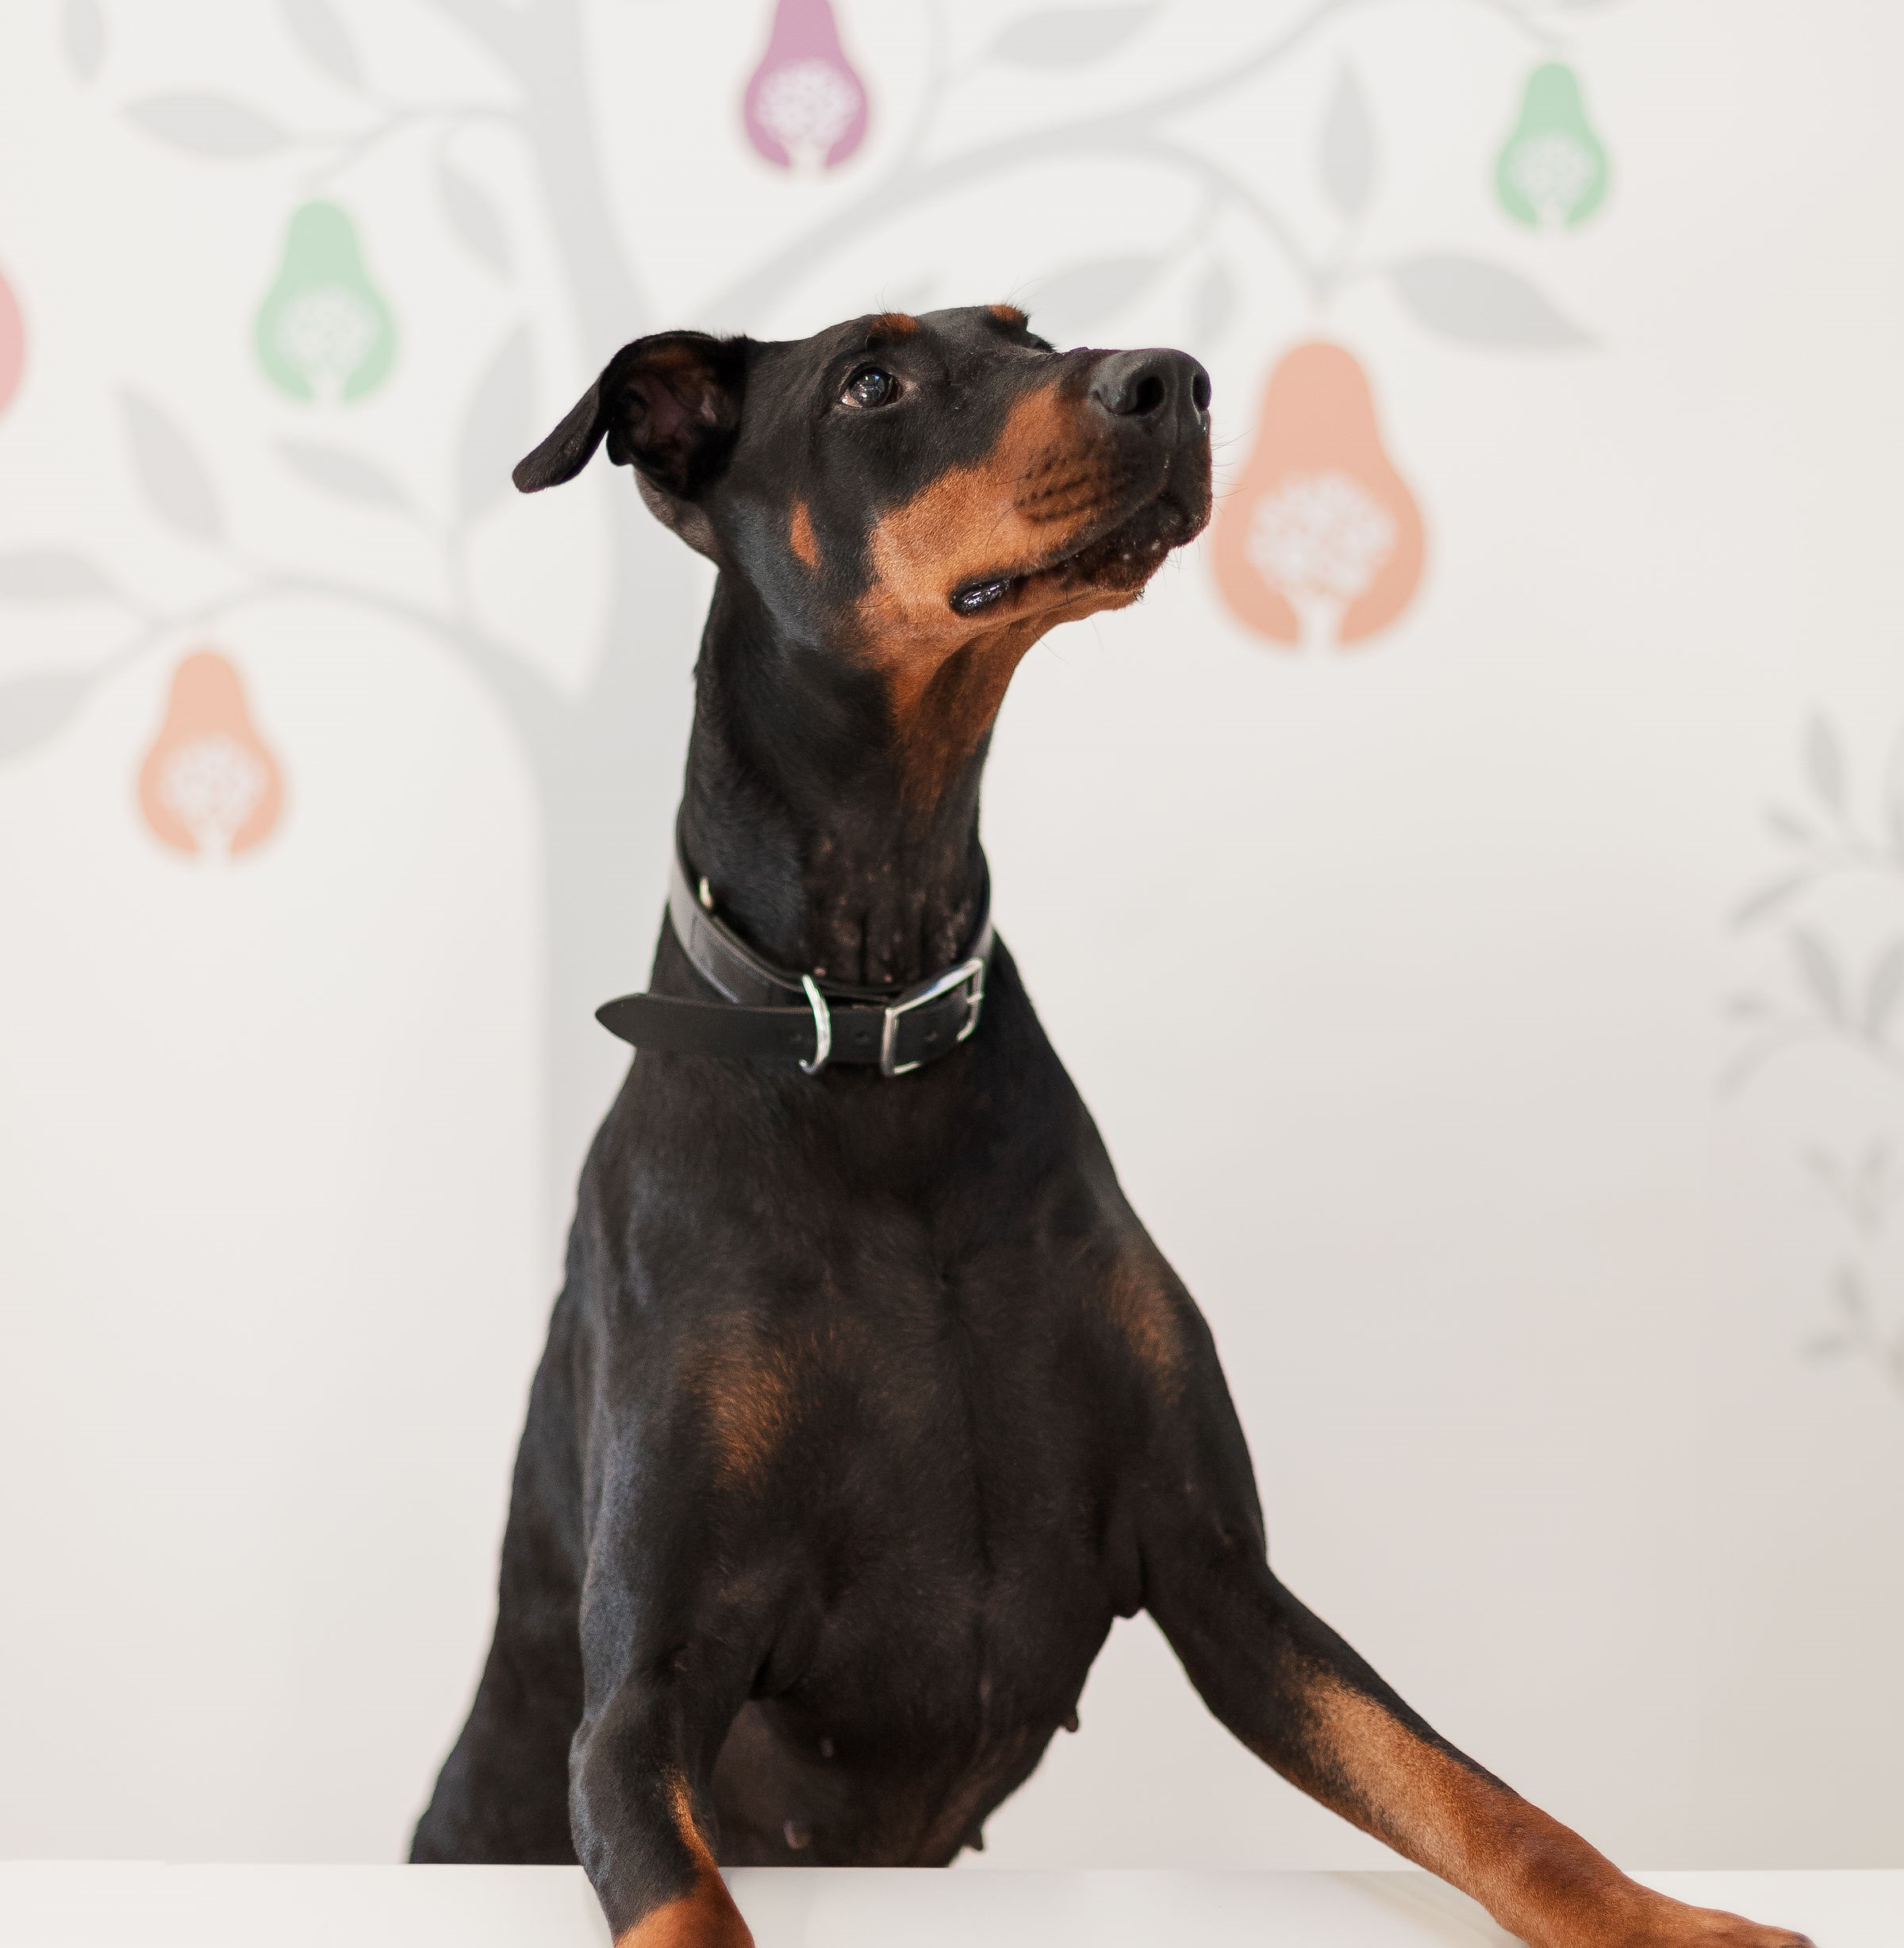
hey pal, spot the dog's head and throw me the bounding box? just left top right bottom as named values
left=516, top=305, right=1212, bottom=798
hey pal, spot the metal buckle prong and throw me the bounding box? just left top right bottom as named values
left=880, top=956, right=986, bottom=1078
left=798, top=974, right=832, bottom=1076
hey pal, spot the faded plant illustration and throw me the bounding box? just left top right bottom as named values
left=1727, top=712, right=1904, bottom=1395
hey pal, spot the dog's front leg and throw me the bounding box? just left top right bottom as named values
left=1146, top=1524, right=1811, bottom=1948
left=568, top=1534, right=761, bottom=1948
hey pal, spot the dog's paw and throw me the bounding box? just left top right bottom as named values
left=1564, top=1886, right=1814, bottom=1948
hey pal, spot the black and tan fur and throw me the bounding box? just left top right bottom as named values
left=413, top=307, right=1808, bottom=1948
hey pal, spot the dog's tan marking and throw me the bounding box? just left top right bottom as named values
left=866, top=311, right=919, bottom=340
left=1299, top=1676, right=1544, bottom=1888
left=988, top=303, right=1029, bottom=329
left=886, top=588, right=1142, bottom=809
left=853, top=384, right=1142, bottom=804
left=666, top=1772, right=719, bottom=1870
left=789, top=501, right=818, bottom=569
left=1105, top=1266, right=1186, bottom=1399
left=693, top=1343, right=797, bottom=1488
left=860, top=386, right=1094, bottom=625
left=1290, top=1677, right=1810, bottom=1948
left=613, top=1773, right=753, bottom=1948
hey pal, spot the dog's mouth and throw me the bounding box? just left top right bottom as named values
left=948, top=473, right=1210, bottom=619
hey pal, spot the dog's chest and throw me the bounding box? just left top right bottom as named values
left=720, top=1345, right=1134, bottom=1864
left=760, top=1254, right=1146, bottom=1698
left=690, top=1231, right=1152, bottom=1863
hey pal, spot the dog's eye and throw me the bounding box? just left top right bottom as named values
left=841, top=366, right=900, bottom=409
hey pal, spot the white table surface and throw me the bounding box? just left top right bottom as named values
left=2, top=1865, right=1896, bottom=1947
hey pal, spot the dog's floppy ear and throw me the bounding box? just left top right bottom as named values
left=513, top=332, right=749, bottom=545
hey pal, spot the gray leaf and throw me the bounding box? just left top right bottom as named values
left=437, top=157, right=512, bottom=279
left=1803, top=713, right=1844, bottom=813
left=985, top=5, right=1154, bottom=68
left=119, top=389, right=223, bottom=542
left=456, top=324, right=533, bottom=523
left=1388, top=256, right=1591, bottom=348
left=1864, top=939, right=1904, bottom=1040
left=0, top=670, right=94, bottom=762
left=126, top=92, right=290, bottom=159
left=1187, top=259, right=1236, bottom=346
left=1790, top=928, right=1845, bottom=1024
left=1027, top=256, right=1164, bottom=348
left=1729, top=870, right=1810, bottom=930
left=1319, top=66, right=1375, bottom=218
left=0, top=550, right=119, bottom=601
left=60, top=0, right=106, bottom=83
left=276, top=439, right=410, bottom=509
left=280, top=0, right=363, bottom=87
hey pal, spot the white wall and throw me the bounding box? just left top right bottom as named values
left=3, top=0, right=1902, bottom=1871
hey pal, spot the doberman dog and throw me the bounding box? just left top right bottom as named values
left=413, top=305, right=1809, bottom=1948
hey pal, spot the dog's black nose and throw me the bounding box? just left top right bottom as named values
left=1089, top=349, right=1211, bottom=448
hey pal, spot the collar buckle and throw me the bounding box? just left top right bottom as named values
left=798, top=974, right=833, bottom=1077
left=880, top=956, right=987, bottom=1078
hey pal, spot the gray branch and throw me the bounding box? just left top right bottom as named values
left=701, top=0, right=1484, bottom=326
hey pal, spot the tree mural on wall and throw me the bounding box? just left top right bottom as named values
left=1728, top=714, right=1904, bottom=1396
left=0, top=0, right=1617, bottom=1223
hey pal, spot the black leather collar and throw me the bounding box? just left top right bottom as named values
left=595, top=840, right=993, bottom=1077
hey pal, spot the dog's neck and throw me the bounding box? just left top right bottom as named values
left=677, top=574, right=992, bottom=989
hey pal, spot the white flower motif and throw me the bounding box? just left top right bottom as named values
left=1507, top=132, right=1596, bottom=226
left=275, top=286, right=378, bottom=398
left=755, top=58, right=858, bottom=167
left=1245, top=471, right=1397, bottom=605
left=159, top=734, right=267, bottom=858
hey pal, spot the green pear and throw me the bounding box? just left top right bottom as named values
left=1495, top=63, right=1610, bottom=230
left=255, top=202, right=396, bottom=403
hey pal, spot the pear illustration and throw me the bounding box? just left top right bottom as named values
left=255, top=202, right=396, bottom=404
left=1211, top=342, right=1423, bottom=651
left=137, top=650, right=284, bottom=859
left=743, top=0, right=868, bottom=171
left=1495, top=63, right=1610, bottom=230
left=0, top=259, right=22, bottom=417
